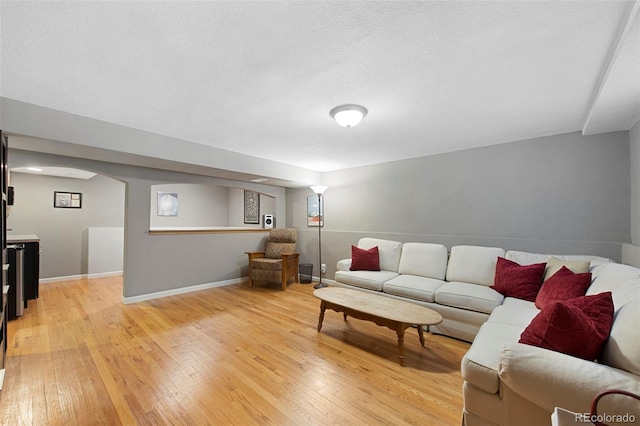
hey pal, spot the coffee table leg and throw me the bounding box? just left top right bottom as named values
left=418, top=325, right=425, bottom=347
left=317, top=301, right=326, bottom=332
left=396, top=326, right=406, bottom=367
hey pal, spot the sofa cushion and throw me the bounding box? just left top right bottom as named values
left=600, top=297, right=640, bottom=375
left=487, top=303, right=539, bottom=328
left=334, top=270, right=399, bottom=291
left=520, top=292, right=614, bottom=361
left=505, top=250, right=610, bottom=268
left=461, top=322, right=524, bottom=394
left=587, top=263, right=640, bottom=296
left=544, top=256, right=590, bottom=281
left=357, top=238, right=402, bottom=273
left=535, top=266, right=592, bottom=309
left=398, top=242, right=448, bottom=279
left=501, top=296, right=537, bottom=309
left=350, top=245, right=380, bottom=271
left=383, top=274, right=446, bottom=303
left=491, top=257, right=546, bottom=302
left=446, top=245, right=505, bottom=286
left=435, top=282, right=504, bottom=314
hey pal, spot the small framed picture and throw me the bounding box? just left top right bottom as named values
left=157, top=192, right=178, bottom=216
left=307, top=195, right=323, bottom=227
left=54, top=191, right=82, bottom=208
left=244, top=190, right=260, bottom=224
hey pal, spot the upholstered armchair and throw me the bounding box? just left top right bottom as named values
left=246, top=228, right=299, bottom=291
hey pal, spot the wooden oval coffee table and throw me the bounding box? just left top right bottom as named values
left=313, top=287, right=443, bottom=367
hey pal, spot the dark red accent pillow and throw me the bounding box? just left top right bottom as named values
left=535, top=266, right=592, bottom=309
left=490, top=257, right=546, bottom=302
left=519, top=292, right=614, bottom=360
left=350, top=245, right=380, bottom=271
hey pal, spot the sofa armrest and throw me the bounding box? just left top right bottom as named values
left=498, top=342, right=640, bottom=416
left=337, top=258, right=351, bottom=271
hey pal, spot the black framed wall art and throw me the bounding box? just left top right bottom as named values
left=244, top=190, right=260, bottom=224
left=54, top=191, right=82, bottom=208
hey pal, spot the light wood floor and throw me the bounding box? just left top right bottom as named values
left=1, top=276, right=470, bottom=425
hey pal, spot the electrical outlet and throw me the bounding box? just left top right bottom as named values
left=321, top=263, right=327, bottom=274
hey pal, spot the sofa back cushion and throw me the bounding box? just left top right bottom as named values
left=398, top=243, right=448, bottom=279
left=600, top=293, right=640, bottom=375
left=587, top=263, right=640, bottom=296
left=357, top=238, right=402, bottom=272
left=505, top=250, right=610, bottom=270
left=446, top=245, right=505, bottom=286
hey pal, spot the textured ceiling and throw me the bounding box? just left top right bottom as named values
left=1, top=1, right=639, bottom=177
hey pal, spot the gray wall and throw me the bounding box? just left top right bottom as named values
left=630, top=120, right=639, bottom=246
left=6, top=170, right=125, bottom=278
left=151, top=183, right=231, bottom=228
left=9, top=149, right=285, bottom=298
left=149, top=184, right=277, bottom=228
left=228, top=188, right=276, bottom=228
left=623, top=121, right=640, bottom=266
left=287, top=131, right=631, bottom=279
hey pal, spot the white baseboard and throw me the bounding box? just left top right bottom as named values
left=40, top=270, right=123, bottom=284
left=121, top=278, right=242, bottom=304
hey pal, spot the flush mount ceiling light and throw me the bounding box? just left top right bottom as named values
left=329, top=104, right=368, bottom=128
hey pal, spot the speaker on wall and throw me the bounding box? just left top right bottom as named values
left=263, top=214, right=274, bottom=229
left=7, top=186, right=14, bottom=205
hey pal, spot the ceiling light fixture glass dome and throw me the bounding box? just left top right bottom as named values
left=329, top=104, right=368, bottom=128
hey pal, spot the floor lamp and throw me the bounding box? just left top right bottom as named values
left=311, top=185, right=328, bottom=289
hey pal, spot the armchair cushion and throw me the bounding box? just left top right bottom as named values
left=265, top=241, right=296, bottom=259
left=267, top=228, right=298, bottom=243
left=251, top=258, right=283, bottom=271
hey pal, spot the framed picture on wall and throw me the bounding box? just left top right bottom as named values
left=244, top=190, right=260, bottom=224
left=307, top=195, right=323, bottom=227
left=54, top=191, right=82, bottom=208
left=157, top=192, right=178, bottom=216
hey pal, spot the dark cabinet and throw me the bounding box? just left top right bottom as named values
left=1, top=130, right=8, bottom=388
left=6, top=238, right=40, bottom=321
left=22, top=242, right=39, bottom=302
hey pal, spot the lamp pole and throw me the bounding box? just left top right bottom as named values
left=310, top=186, right=328, bottom=289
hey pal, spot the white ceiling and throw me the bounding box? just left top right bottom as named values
left=1, top=1, right=639, bottom=179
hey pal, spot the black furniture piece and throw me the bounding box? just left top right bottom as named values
left=7, top=244, right=25, bottom=321
left=1, top=131, right=8, bottom=388
left=6, top=236, right=40, bottom=320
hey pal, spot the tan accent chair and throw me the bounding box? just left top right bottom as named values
left=246, top=228, right=299, bottom=291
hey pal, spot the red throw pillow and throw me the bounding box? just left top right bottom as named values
left=350, top=245, right=380, bottom=271
left=519, top=292, right=614, bottom=361
left=535, top=266, right=592, bottom=309
left=490, top=257, right=546, bottom=302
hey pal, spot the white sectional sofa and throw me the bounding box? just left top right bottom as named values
left=333, top=237, right=640, bottom=426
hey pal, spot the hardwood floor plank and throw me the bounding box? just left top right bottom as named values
left=0, top=277, right=470, bottom=425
